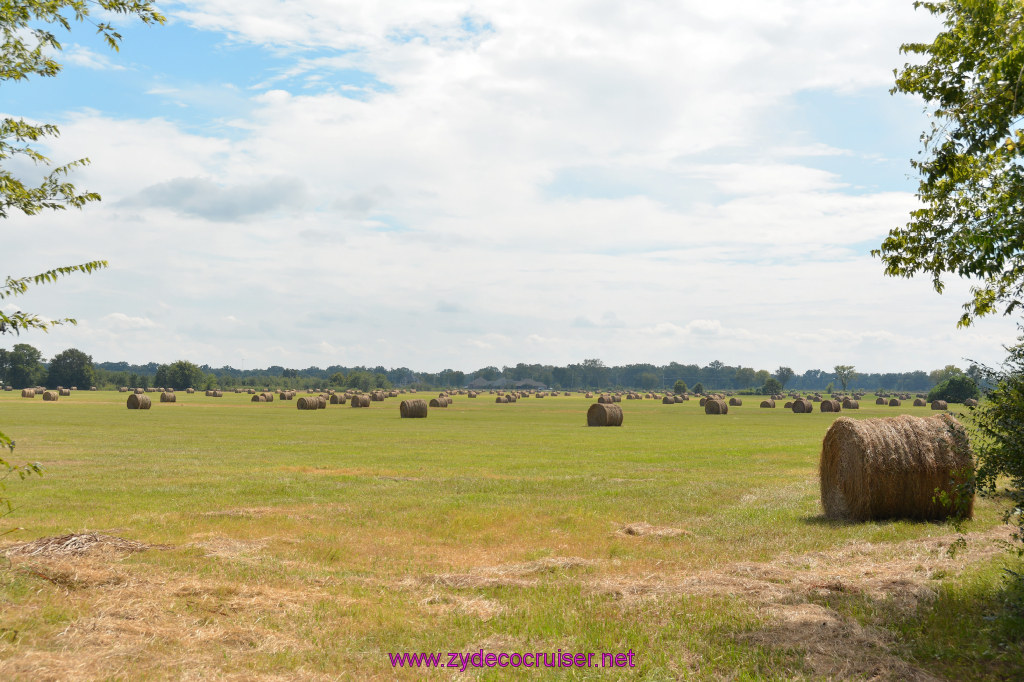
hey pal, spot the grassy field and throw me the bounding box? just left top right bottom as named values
left=0, top=390, right=1020, bottom=680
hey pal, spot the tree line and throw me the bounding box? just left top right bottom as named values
left=0, top=343, right=984, bottom=393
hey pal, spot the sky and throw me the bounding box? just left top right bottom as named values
left=2, top=0, right=1021, bottom=375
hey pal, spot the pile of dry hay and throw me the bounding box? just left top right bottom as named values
left=2, top=532, right=156, bottom=558
left=819, top=414, right=973, bottom=521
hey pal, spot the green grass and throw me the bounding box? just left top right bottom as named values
left=0, top=390, right=1018, bottom=679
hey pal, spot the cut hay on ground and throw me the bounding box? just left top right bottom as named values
left=819, top=414, right=973, bottom=521
left=587, top=403, right=623, bottom=426
left=2, top=532, right=157, bottom=558
left=400, top=399, right=428, bottom=418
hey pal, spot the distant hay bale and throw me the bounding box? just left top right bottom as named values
left=495, top=396, right=508, bottom=403
left=875, top=397, right=886, bottom=405
left=662, top=396, right=675, bottom=404
left=888, top=398, right=901, bottom=407
left=784, top=401, right=793, bottom=408
left=819, top=414, right=973, bottom=521
left=21, top=389, right=35, bottom=398
left=699, top=397, right=707, bottom=407
left=729, top=397, right=742, bottom=406
left=400, top=399, right=428, bottom=418
left=842, top=399, right=860, bottom=409
left=931, top=400, right=948, bottom=410
left=160, top=392, right=176, bottom=403
left=587, top=403, right=623, bottom=426
left=261, top=392, right=274, bottom=402
left=913, top=398, right=927, bottom=407
left=135, top=388, right=146, bottom=395
left=676, top=395, right=686, bottom=402
left=505, top=394, right=517, bottom=403
left=371, top=391, right=386, bottom=402
left=612, top=395, right=621, bottom=402
left=350, top=395, right=370, bottom=408
left=585, top=392, right=593, bottom=398
left=964, top=398, right=979, bottom=407
left=598, top=395, right=612, bottom=404
left=297, top=396, right=319, bottom=410
left=126, top=394, right=152, bottom=410
left=760, top=399, right=775, bottom=408
left=316, top=395, right=327, bottom=409
left=792, top=399, right=813, bottom=413
left=330, top=394, right=342, bottom=404
left=42, top=390, right=58, bottom=401
left=58, top=388, right=70, bottom=397
left=251, top=394, right=266, bottom=403
left=820, top=399, right=841, bottom=413
left=186, top=388, right=195, bottom=394
left=90, top=386, right=97, bottom=391
left=429, top=397, right=449, bottom=408
left=704, top=399, right=728, bottom=415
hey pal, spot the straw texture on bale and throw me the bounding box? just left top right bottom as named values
left=729, top=397, right=742, bottom=406
left=160, top=392, right=176, bottom=403
left=792, top=399, right=813, bottom=413
left=704, top=399, right=728, bottom=415
left=760, top=399, right=775, bottom=408
left=587, top=403, right=623, bottom=427
left=42, top=390, right=58, bottom=401
left=297, top=396, right=319, bottom=410
left=429, top=397, right=449, bottom=408
left=21, top=389, right=35, bottom=398
left=931, top=400, right=948, bottom=410
left=350, top=395, right=370, bottom=408
left=126, top=394, right=151, bottom=410
left=820, top=399, right=841, bottom=413
left=819, top=414, right=973, bottom=521
left=400, top=399, right=429, bottom=418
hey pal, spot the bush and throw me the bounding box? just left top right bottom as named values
left=928, top=375, right=980, bottom=403
left=673, top=379, right=688, bottom=395
left=762, top=377, right=783, bottom=395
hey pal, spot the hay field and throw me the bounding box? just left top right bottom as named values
left=0, top=391, right=1019, bottom=680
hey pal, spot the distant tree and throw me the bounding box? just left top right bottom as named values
left=3, top=343, right=45, bottom=387
left=762, top=377, right=783, bottom=395
left=774, top=366, right=795, bottom=389
left=639, top=372, right=659, bottom=390
left=754, top=369, right=770, bottom=387
left=825, top=381, right=835, bottom=394
left=154, top=360, right=205, bottom=390
left=930, top=365, right=965, bottom=386
left=833, top=365, right=857, bottom=391
left=734, top=366, right=756, bottom=388
left=692, top=382, right=705, bottom=394
left=673, top=379, right=688, bottom=395
left=928, top=375, right=980, bottom=403
left=47, top=348, right=94, bottom=388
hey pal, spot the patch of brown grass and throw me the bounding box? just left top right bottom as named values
left=616, top=522, right=690, bottom=538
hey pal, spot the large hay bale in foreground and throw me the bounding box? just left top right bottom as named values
left=760, top=399, right=775, bottom=408
left=792, top=399, right=813, bottom=413
left=160, top=392, right=176, bottom=403
left=400, top=399, right=428, bottom=418
left=587, top=403, right=623, bottom=426
left=819, top=414, right=973, bottom=521
left=931, top=400, right=948, bottom=410
left=820, top=399, right=841, bottom=413
left=704, top=399, right=728, bottom=415
left=127, top=394, right=151, bottom=410
left=42, top=390, right=58, bottom=401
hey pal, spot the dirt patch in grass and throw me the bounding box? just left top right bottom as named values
left=420, top=556, right=596, bottom=589
left=616, top=522, right=690, bottom=538
left=189, top=534, right=271, bottom=561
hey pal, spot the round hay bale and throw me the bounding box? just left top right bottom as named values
left=913, top=398, right=927, bottom=407
left=662, top=396, right=675, bottom=404
left=699, top=397, right=707, bottom=407
left=21, top=388, right=35, bottom=398
left=587, top=403, right=623, bottom=426
left=760, top=399, right=775, bottom=408
left=784, top=401, right=793, bottom=408
left=931, top=400, right=948, bottom=410
left=251, top=394, right=266, bottom=402
left=186, top=388, right=195, bottom=394
left=820, top=399, right=841, bottom=413
left=42, top=390, right=58, bottom=401
left=964, top=398, right=979, bottom=407
left=729, top=397, right=742, bottom=406
left=58, top=388, right=70, bottom=397
left=888, top=398, right=901, bottom=407
left=297, top=396, right=319, bottom=410
left=429, top=397, right=449, bottom=408
left=584, top=392, right=593, bottom=398
left=597, top=395, right=612, bottom=404
left=495, top=396, right=507, bottom=403
left=612, top=395, right=621, bottom=403
left=350, top=394, right=370, bottom=407
left=704, top=399, right=728, bottom=415
left=127, top=394, right=152, bottom=410
left=330, top=394, right=342, bottom=405
left=400, top=399, right=429, bottom=418
left=135, top=388, right=146, bottom=395
left=819, top=414, right=973, bottom=521
left=160, top=391, right=176, bottom=403
left=875, top=397, right=887, bottom=405
left=261, top=392, right=274, bottom=402
left=792, top=399, right=813, bottom=413
left=842, top=399, right=860, bottom=410
left=505, top=394, right=517, bottom=403
left=316, top=395, right=327, bottom=409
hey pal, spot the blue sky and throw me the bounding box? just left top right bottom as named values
left=3, top=0, right=1020, bottom=374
